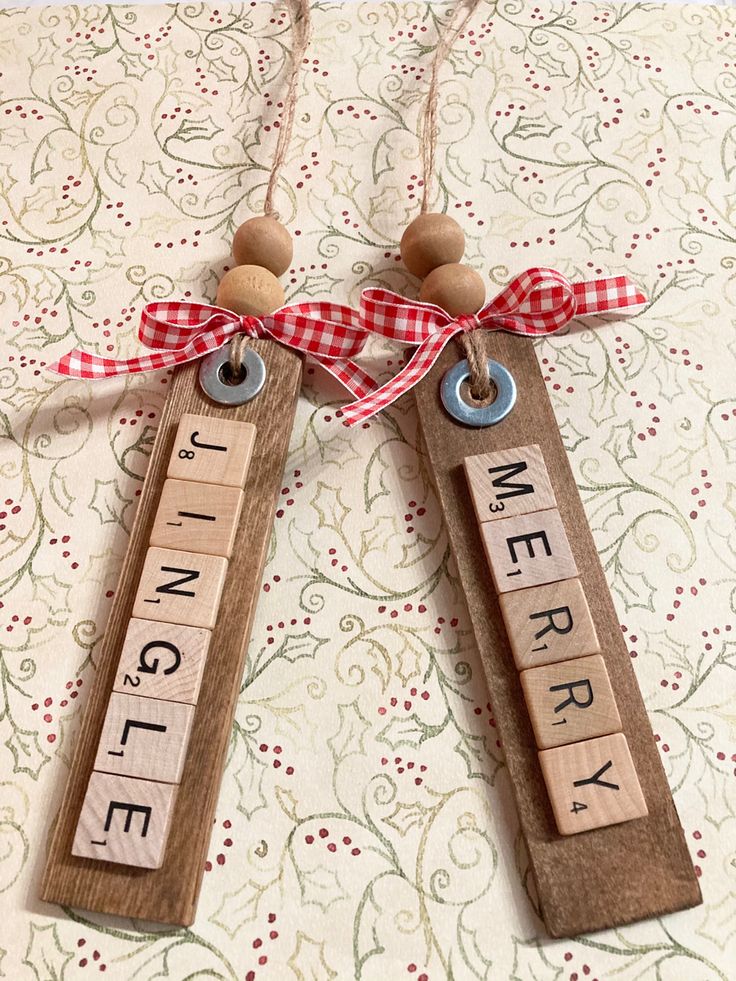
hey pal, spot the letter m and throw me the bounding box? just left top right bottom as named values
left=487, top=461, right=534, bottom=501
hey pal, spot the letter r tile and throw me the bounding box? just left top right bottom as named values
left=464, top=444, right=556, bottom=522
left=499, top=578, right=599, bottom=670
left=480, top=509, right=577, bottom=594
left=72, top=771, right=177, bottom=868
left=539, top=733, right=648, bottom=835
left=520, top=654, right=621, bottom=749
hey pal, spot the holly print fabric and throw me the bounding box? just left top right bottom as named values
left=0, top=2, right=735, bottom=978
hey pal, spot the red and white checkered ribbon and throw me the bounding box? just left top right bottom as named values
left=48, top=299, right=376, bottom=400
left=342, top=268, right=647, bottom=425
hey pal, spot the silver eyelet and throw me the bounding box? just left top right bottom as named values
left=199, top=340, right=266, bottom=406
left=440, top=358, right=516, bottom=427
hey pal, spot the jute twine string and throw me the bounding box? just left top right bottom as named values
left=229, top=0, right=312, bottom=381
left=418, top=0, right=489, bottom=401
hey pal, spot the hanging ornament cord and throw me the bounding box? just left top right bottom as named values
left=418, top=0, right=489, bottom=400
left=228, top=0, right=313, bottom=380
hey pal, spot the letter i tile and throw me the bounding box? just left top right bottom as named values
left=539, top=732, right=648, bottom=835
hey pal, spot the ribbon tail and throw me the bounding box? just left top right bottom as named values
left=48, top=347, right=192, bottom=378
left=342, top=326, right=458, bottom=427
left=572, top=276, right=647, bottom=315
left=48, top=320, right=241, bottom=379
left=311, top=356, right=378, bottom=401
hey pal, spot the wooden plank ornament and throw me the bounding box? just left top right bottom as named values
left=338, top=0, right=702, bottom=938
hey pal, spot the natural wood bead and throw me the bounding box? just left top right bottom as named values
left=419, top=263, right=486, bottom=316
left=400, top=213, right=465, bottom=278
left=232, top=216, right=293, bottom=277
left=216, top=265, right=285, bottom=317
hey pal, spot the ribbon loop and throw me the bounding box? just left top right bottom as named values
left=49, top=299, right=377, bottom=401
left=342, top=268, right=646, bottom=426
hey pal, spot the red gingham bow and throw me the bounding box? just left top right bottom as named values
left=342, top=268, right=647, bottom=425
left=49, top=299, right=376, bottom=400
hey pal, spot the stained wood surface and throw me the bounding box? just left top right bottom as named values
left=41, top=342, right=302, bottom=925
left=414, top=331, right=701, bottom=937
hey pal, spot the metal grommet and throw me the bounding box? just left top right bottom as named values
left=199, top=341, right=266, bottom=406
left=440, top=357, right=516, bottom=427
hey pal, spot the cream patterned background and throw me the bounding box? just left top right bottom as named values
left=0, top=2, right=735, bottom=978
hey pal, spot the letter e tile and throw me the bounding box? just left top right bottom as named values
left=520, top=654, right=621, bottom=749
left=538, top=733, right=648, bottom=835
left=464, top=444, right=555, bottom=522
left=480, top=509, right=577, bottom=594
left=72, top=771, right=176, bottom=868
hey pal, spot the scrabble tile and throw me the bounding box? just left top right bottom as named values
left=150, top=479, right=244, bottom=558
left=480, top=508, right=577, bottom=594
left=167, top=413, right=255, bottom=488
left=539, top=733, right=647, bottom=835
left=465, top=444, right=555, bottom=522
left=499, top=578, right=599, bottom=670
left=95, top=692, right=195, bottom=784
left=112, top=618, right=210, bottom=705
left=521, top=654, right=621, bottom=749
left=132, top=547, right=228, bottom=630
left=72, top=771, right=176, bottom=868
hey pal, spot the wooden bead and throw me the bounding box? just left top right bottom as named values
left=216, top=265, right=285, bottom=317
left=232, top=216, right=293, bottom=277
left=400, top=213, right=465, bottom=278
left=419, top=263, right=485, bottom=316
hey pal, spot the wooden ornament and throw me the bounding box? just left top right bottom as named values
left=400, top=212, right=465, bottom=278
left=216, top=265, right=285, bottom=317
left=419, top=263, right=486, bottom=317
left=232, top=216, right=293, bottom=277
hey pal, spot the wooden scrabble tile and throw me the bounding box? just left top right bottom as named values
left=132, top=547, right=228, bottom=630
left=72, top=771, right=176, bottom=869
left=480, top=508, right=577, bottom=594
left=521, top=654, right=621, bottom=749
left=150, top=479, right=243, bottom=558
left=94, top=692, right=195, bottom=784
left=112, top=618, right=210, bottom=705
left=499, top=578, right=599, bottom=670
left=167, top=413, right=255, bottom=488
left=539, top=733, right=647, bottom=835
left=465, top=444, right=556, bottom=522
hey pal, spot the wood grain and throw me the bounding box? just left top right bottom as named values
left=41, top=342, right=302, bottom=925
left=520, top=654, right=621, bottom=750
left=538, top=733, right=647, bottom=836
left=414, top=330, right=701, bottom=937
